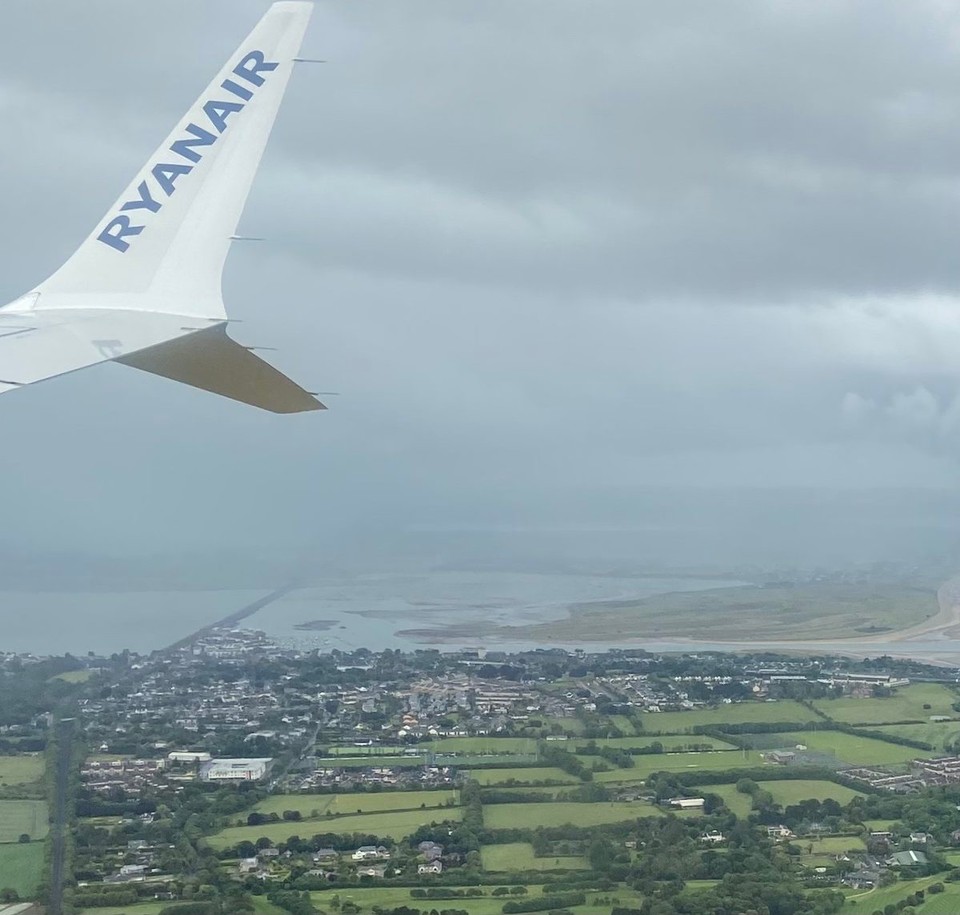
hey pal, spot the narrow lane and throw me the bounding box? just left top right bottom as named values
left=47, top=716, right=75, bottom=915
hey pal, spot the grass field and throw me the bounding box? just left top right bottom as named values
left=768, top=730, right=934, bottom=765
left=210, top=807, right=463, bottom=848
left=467, top=767, right=579, bottom=786
left=483, top=801, right=659, bottom=829
left=428, top=738, right=539, bottom=755
left=570, top=736, right=736, bottom=751
left=542, top=717, right=587, bottom=735
left=638, top=701, right=816, bottom=734
left=0, top=799, right=48, bottom=842
left=762, top=779, right=863, bottom=806
left=609, top=715, right=638, bottom=736
left=53, top=669, right=93, bottom=683
left=873, top=721, right=960, bottom=751
left=0, top=841, right=44, bottom=899
left=593, top=749, right=764, bottom=783
left=800, top=835, right=866, bottom=854
left=78, top=906, right=167, bottom=915
left=812, top=683, right=959, bottom=725
left=248, top=789, right=458, bottom=822
left=309, top=884, right=642, bottom=915
left=250, top=898, right=289, bottom=915
left=0, top=755, right=44, bottom=786
left=842, top=878, right=957, bottom=915
left=704, top=785, right=754, bottom=818
left=481, top=842, right=587, bottom=871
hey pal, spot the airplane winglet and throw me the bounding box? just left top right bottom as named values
left=0, top=2, right=325, bottom=414
left=117, top=326, right=325, bottom=414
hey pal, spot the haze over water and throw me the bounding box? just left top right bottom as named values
left=0, top=572, right=732, bottom=656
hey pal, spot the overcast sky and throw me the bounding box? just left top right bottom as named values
left=3, top=1, right=960, bottom=567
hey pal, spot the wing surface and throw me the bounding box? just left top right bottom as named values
left=117, top=325, right=325, bottom=413
left=0, top=310, right=213, bottom=388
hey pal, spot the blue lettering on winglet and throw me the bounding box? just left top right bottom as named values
left=96, top=49, right=279, bottom=254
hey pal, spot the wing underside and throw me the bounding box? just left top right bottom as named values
left=0, top=310, right=323, bottom=413
left=0, top=309, right=204, bottom=387
left=117, top=325, right=325, bottom=413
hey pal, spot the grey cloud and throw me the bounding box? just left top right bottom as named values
left=3, top=1, right=960, bottom=564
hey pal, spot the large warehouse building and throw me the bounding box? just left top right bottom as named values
left=199, top=758, right=273, bottom=782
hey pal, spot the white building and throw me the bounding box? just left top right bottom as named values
left=200, top=758, right=272, bottom=782
left=167, top=751, right=212, bottom=764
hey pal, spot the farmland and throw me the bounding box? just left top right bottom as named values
left=481, top=842, right=587, bottom=871
left=0, top=841, right=44, bottom=900
left=872, top=721, right=960, bottom=751
left=637, top=700, right=815, bottom=733
left=811, top=683, right=959, bottom=724
left=762, top=779, right=863, bottom=806
left=593, top=749, right=763, bottom=783
left=763, top=730, right=934, bottom=765
left=483, top=801, right=659, bottom=829
left=468, top=766, right=579, bottom=786
left=0, top=799, right=48, bottom=842
left=210, top=806, right=464, bottom=848
left=569, top=735, right=736, bottom=751
left=842, top=878, right=960, bottom=915
left=248, top=789, right=458, bottom=821
left=307, top=884, right=643, bottom=915
left=0, top=755, right=44, bottom=786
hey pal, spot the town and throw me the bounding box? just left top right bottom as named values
left=3, top=634, right=960, bottom=915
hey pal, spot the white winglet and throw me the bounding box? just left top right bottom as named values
left=0, top=2, right=324, bottom=414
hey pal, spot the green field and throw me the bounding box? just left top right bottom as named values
left=0, top=799, right=48, bottom=842
left=609, top=715, right=638, bottom=736
left=638, top=701, right=816, bottom=734
left=0, top=841, right=44, bottom=899
left=211, top=806, right=463, bottom=848
left=812, top=683, right=959, bottom=725
left=545, top=717, right=586, bottom=735
left=842, top=878, right=957, bottom=915
left=481, top=842, right=587, bottom=871
left=483, top=801, right=659, bottom=829
left=249, top=789, right=458, bottom=822
left=428, top=737, right=539, bottom=755
left=78, top=906, right=167, bottom=915
left=700, top=779, right=861, bottom=815
left=0, top=755, right=44, bottom=786
left=762, top=779, right=863, bottom=807
left=705, top=785, right=754, bottom=818
left=768, top=730, right=933, bottom=765
left=593, top=749, right=764, bottom=783
left=873, top=721, right=960, bottom=751
left=800, top=835, right=866, bottom=854
left=467, top=767, right=579, bottom=786
left=53, top=669, right=93, bottom=683
left=570, top=736, right=736, bottom=751
left=309, top=884, right=641, bottom=915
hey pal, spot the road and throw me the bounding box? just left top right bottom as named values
left=164, top=581, right=300, bottom=653
left=48, top=717, right=75, bottom=915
